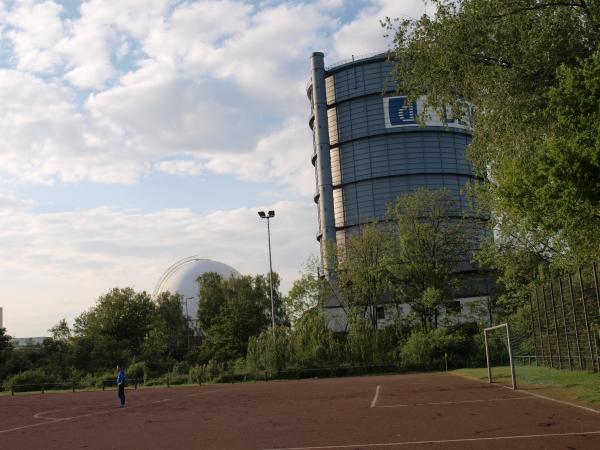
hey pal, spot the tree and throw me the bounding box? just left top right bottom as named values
left=387, top=188, right=477, bottom=329
left=199, top=274, right=281, bottom=363
left=49, top=319, right=71, bottom=342
left=142, top=292, right=189, bottom=373
left=386, top=0, right=600, bottom=270
left=284, top=255, right=328, bottom=325
left=197, top=272, right=227, bottom=332
left=73, top=287, right=155, bottom=370
left=0, top=327, right=13, bottom=380
left=334, top=223, right=392, bottom=328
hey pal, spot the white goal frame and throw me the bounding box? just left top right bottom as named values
left=484, top=323, right=517, bottom=390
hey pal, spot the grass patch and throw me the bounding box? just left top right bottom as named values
left=455, top=365, right=600, bottom=408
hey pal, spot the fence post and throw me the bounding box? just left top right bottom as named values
left=506, top=323, right=517, bottom=390
left=484, top=329, right=492, bottom=383
left=527, top=294, right=539, bottom=367
left=592, top=262, right=600, bottom=370
left=540, top=285, right=554, bottom=368
left=548, top=281, right=563, bottom=369
left=533, top=288, right=546, bottom=366
left=577, top=267, right=596, bottom=371
left=558, top=278, right=573, bottom=370
left=568, top=274, right=584, bottom=370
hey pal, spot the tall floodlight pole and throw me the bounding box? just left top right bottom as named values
left=258, top=210, right=276, bottom=331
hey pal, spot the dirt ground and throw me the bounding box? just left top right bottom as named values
left=1, top=372, right=599, bottom=449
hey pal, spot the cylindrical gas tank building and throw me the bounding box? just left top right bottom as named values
left=307, top=52, right=489, bottom=328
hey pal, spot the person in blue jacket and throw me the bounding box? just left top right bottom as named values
left=116, top=365, right=126, bottom=408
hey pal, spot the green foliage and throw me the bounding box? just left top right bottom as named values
left=346, top=316, right=377, bottom=365
left=6, top=369, right=59, bottom=392
left=197, top=272, right=227, bottom=331
left=142, top=291, right=189, bottom=374
left=73, top=287, right=155, bottom=370
left=400, top=328, right=469, bottom=370
left=288, top=309, right=339, bottom=367
left=387, top=188, right=478, bottom=329
left=387, top=0, right=600, bottom=288
left=335, top=222, right=392, bottom=328
left=199, top=274, right=277, bottom=363
left=49, top=319, right=71, bottom=342
left=246, top=326, right=290, bottom=372
left=283, top=256, right=328, bottom=325
left=0, top=328, right=13, bottom=380
left=127, top=361, right=147, bottom=381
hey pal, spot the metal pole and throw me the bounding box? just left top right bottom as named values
left=558, top=278, right=573, bottom=370
left=266, top=217, right=275, bottom=331
left=577, top=267, right=595, bottom=371
left=484, top=329, right=492, bottom=383
left=506, top=323, right=518, bottom=390
left=593, top=262, right=600, bottom=320
left=568, top=274, right=583, bottom=370
left=592, top=262, right=600, bottom=371
left=547, top=282, right=562, bottom=369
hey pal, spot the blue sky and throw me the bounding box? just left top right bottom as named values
left=0, top=0, right=432, bottom=336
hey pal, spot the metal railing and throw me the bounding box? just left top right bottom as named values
left=5, top=378, right=144, bottom=396
left=529, top=262, right=600, bottom=372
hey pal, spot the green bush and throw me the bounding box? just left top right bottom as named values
left=400, top=329, right=468, bottom=370
left=127, top=361, right=147, bottom=381
left=6, top=369, right=60, bottom=392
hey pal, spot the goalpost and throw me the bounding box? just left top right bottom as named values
left=484, top=323, right=518, bottom=390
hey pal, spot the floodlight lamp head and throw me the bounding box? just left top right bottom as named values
left=268, top=210, right=275, bottom=218
left=258, top=211, right=266, bottom=218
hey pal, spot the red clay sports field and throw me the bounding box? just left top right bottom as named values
left=1, top=372, right=599, bottom=449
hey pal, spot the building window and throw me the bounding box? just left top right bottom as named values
left=376, top=306, right=385, bottom=320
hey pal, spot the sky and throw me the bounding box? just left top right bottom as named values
left=0, top=0, right=433, bottom=337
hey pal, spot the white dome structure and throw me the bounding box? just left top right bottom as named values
left=153, top=256, right=241, bottom=323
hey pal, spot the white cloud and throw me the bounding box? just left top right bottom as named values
left=206, top=118, right=315, bottom=196
left=0, top=69, right=147, bottom=184
left=331, top=0, right=433, bottom=58
left=154, top=159, right=204, bottom=176
left=6, top=0, right=65, bottom=72
left=0, top=199, right=318, bottom=336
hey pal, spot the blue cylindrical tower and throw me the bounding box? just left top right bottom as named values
left=308, top=52, right=487, bottom=320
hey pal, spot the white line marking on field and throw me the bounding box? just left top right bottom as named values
left=370, top=385, right=380, bottom=408
left=33, top=409, right=68, bottom=420
left=377, top=396, right=533, bottom=408
left=263, top=430, right=600, bottom=450
left=498, top=383, right=600, bottom=415
left=0, top=389, right=221, bottom=434
left=453, top=373, right=600, bottom=415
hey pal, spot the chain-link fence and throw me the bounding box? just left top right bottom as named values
left=529, top=262, right=600, bottom=372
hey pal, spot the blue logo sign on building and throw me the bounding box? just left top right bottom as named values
left=387, top=97, right=417, bottom=126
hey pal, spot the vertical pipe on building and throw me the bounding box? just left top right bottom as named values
left=310, top=52, right=336, bottom=277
